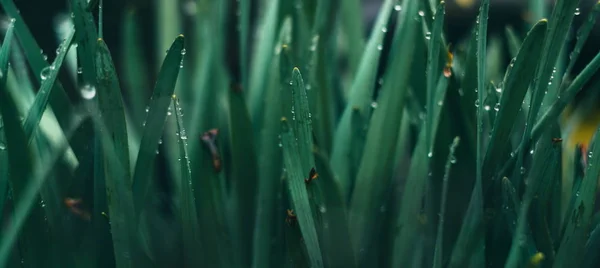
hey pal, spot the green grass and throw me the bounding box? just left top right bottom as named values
left=1, top=0, right=600, bottom=267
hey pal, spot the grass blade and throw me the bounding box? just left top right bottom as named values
left=94, top=39, right=140, bottom=267
left=122, top=8, right=151, bottom=127
left=251, top=24, right=289, bottom=268
left=426, top=1, right=445, bottom=154
left=171, top=95, right=200, bottom=267
left=280, top=67, right=324, bottom=267
left=248, top=0, right=279, bottom=126
left=483, top=20, right=547, bottom=179
left=505, top=124, right=560, bottom=267
left=513, top=0, right=581, bottom=188
left=433, top=136, right=460, bottom=268
left=448, top=1, right=489, bottom=266
left=330, top=0, right=395, bottom=200
left=392, top=75, right=449, bottom=266
left=348, top=0, right=419, bottom=262
left=70, top=0, right=99, bottom=85
left=563, top=2, right=600, bottom=81
left=313, top=149, right=357, bottom=267
left=22, top=29, right=75, bottom=145
left=0, top=19, right=52, bottom=267
left=554, top=130, right=600, bottom=266
left=0, top=0, right=73, bottom=129
left=132, top=35, right=184, bottom=215
left=228, top=80, right=259, bottom=267
left=0, top=113, right=85, bottom=267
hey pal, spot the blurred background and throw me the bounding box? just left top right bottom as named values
left=4, top=0, right=600, bottom=88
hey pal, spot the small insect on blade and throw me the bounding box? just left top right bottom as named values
left=304, top=167, right=319, bottom=184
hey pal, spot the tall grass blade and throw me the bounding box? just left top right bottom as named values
left=484, top=20, right=547, bottom=179
left=0, top=0, right=73, bottom=129
left=392, top=75, right=449, bottom=266
left=131, top=35, right=184, bottom=215
left=171, top=95, right=200, bottom=267
left=330, top=0, right=395, bottom=200
left=348, top=0, right=419, bottom=262
left=513, top=0, right=581, bottom=188
left=248, top=0, right=279, bottom=126
left=94, top=39, right=140, bottom=267
left=251, top=22, right=290, bottom=268
left=0, top=111, right=86, bottom=267
left=433, top=136, right=460, bottom=268
left=22, top=29, right=75, bottom=145
left=449, top=0, right=489, bottom=266
left=426, top=1, right=445, bottom=155
left=280, top=67, right=324, bottom=267
left=554, top=128, right=600, bottom=266
left=228, top=77, right=259, bottom=267
left=564, top=2, right=600, bottom=81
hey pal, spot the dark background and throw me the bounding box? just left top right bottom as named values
left=5, top=0, right=600, bottom=88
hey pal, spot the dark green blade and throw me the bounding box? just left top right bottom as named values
left=0, top=113, right=86, bottom=268
left=227, top=77, right=259, bottom=267
left=280, top=67, right=325, bottom=267
left=70, top=0, right=98, bottom=85
left=330, top=0, right=395, bottom=200
left=506, top=124, right=560, bottom=267
left=132, top=35, right=184, bottom=215
left=563, top=2, right=600, bottom=81
left=280, top=118, right=323, bottom=268
left=0, top=19, right=52, bottom=268
left=483, top=20, right=547, bottom=179
left=554, top=128, right=600, bottom=266
left=22, top=28, right=75, bottom=145
left=0, top=0, right=73, bottom=130
left=348, top=0, right=419, bottom=263
left=513, top=0, right=582, bottom=188
left=122, top=8, right=151, bottom=127
left=392, top=75, right=449, bottom=266
left=313, top=149, right=357, bottom=267
left=425, top=1, right=445, bottom=154
left=247, top=0, right=279, bottom=126
left=94, top=39, right=140, bottom=267
left=251, top=20, right=290, bottom=268
left=449, top=0, right=489, bottom=266
left=433, top=136, right=460, bottom=268
left=172, top=96, right=201, bottom=267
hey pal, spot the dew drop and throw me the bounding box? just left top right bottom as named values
left=589, top=151, right=593, bottom=159
left=371, top=102, right=378, bottom=109
left=394, top=5, right=402, bottom=11
left=450, top=156, right=457, bottom=164
left=181, top=48, right=187, bottom=55
left=495, top=87, right=502, bottom=93
left=80, top=84, right=96, bottom=99
left=77, top=67, right=83, bottom=74
left=520, top=167, right=526, bottom=174
left=474, top=99, right=479, bottom=108
left=484, top=105, right=490, bottom=111
left=40, top=66, right=51, bottom=81
left=377, top=44, right=383, bottom=51
left=319, top=206, right=327, bottom=213
left=145, top=106, right=150, bottom=113
left=425, top=32, right=431, bottom=40
left=158, top=139, right=163, bottom=145
left=529, top=149, right=534, bottom=155
left=418, top=10, right=425, bottom=17
left=427, top=151, right=433, bottom=158
left=575, top=8, right=580, bottom=16
left=494, top=103, right=500, bottom=111
left=381, top=27, right=388, bottom=33
left=0, top=143, right=5, bottom=150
